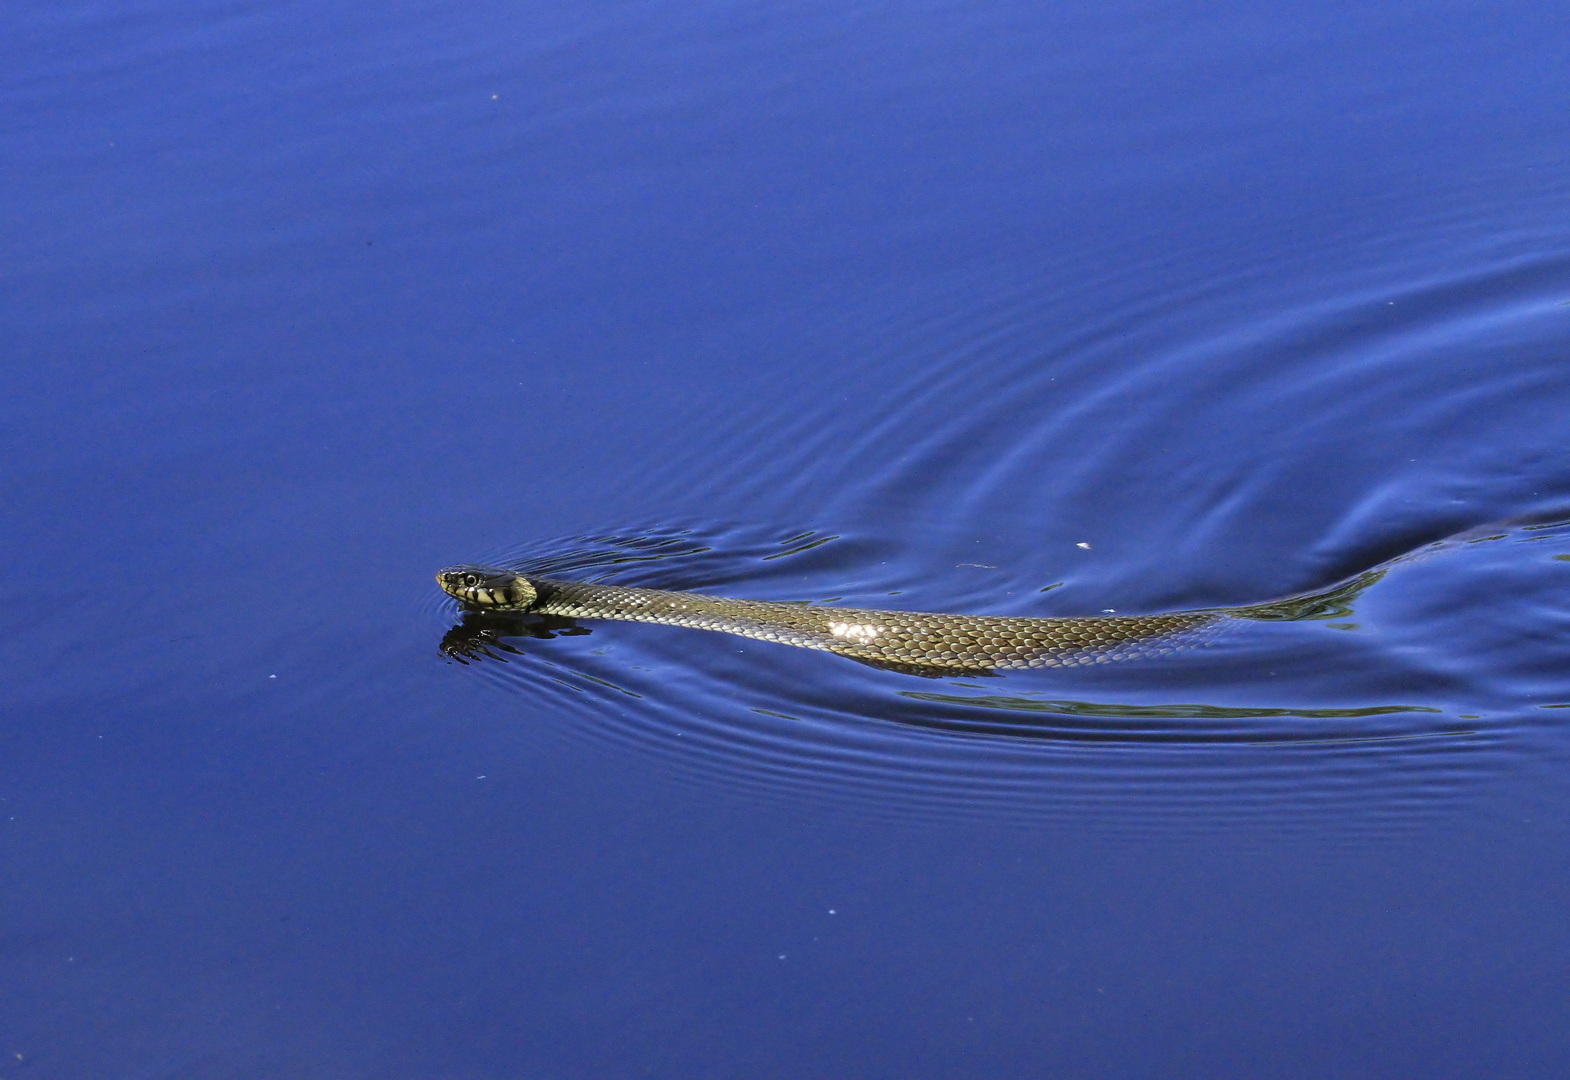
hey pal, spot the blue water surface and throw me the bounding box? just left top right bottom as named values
left=6, top=0, right=1570, bottom=1075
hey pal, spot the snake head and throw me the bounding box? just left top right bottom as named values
left=436, top=565, right=539, bottom=610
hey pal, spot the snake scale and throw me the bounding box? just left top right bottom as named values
left=435, top=563, right=1361, bottom=673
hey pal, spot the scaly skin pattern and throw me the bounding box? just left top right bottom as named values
left=505, top=576, right=1224, bottom=671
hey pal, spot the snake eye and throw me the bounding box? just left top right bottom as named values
left=463, top=574, right=479, bottom=588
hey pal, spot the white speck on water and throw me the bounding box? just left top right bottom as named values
left=1102, top=609, right=1116, bottom=613
left=1076, top=542, right=1091, bottom=550
left=778, top=954, right=786, bottom=960
left=828, top=909, right=836, bottom=914
left=476, top=775, right=487, bottom=780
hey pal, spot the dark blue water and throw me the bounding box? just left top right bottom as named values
left=7, top=0, right=1570, bottom=1075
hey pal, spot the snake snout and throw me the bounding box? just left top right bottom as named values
left=437, top=566, right=539, bottom=610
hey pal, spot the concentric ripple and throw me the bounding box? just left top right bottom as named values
left=437, top=198, right=1570, bottom=832
left=432, top=517, right=1570, bottom=831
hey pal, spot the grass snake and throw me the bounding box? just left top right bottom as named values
left=436, top=563, right=1378, bottom=674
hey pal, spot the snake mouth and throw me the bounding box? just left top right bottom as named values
left=436, top=566, right=539, bottom=610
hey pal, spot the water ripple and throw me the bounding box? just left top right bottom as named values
left=432, top=201, right=1570, bottom=833
left=431, top=519, right=1570, bottom=834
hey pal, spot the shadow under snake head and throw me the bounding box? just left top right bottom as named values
left=436, top=565, right=539, bottom=610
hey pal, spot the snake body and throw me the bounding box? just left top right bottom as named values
left=437, top=566, right=1242, bottom=672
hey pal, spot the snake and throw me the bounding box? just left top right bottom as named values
left=435, top=563, right=1379, bottom=674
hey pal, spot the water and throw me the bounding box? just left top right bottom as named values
left=6, top=0, right=1570, bottom=1075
